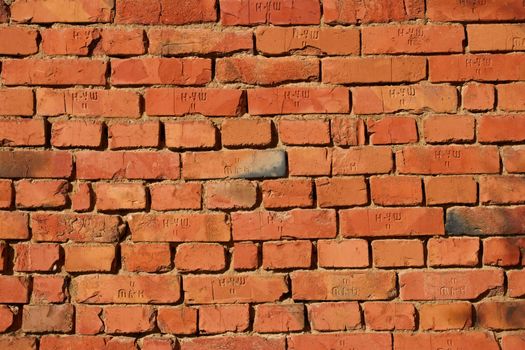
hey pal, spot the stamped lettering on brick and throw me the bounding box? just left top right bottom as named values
left=255, top=0, right=282, bottom=20
left=331, top=278, right=359, bottom=298
left=513, top=36, right=525, bottom=49
left=375, top=211, right=402, bottom=231
left=458, top=0, right=487, bottom=7
left=434, top=149, right=462, bottom=169
left=292, top=28, right=320, bottom=47
left=438, top=277, right=467, bottom=297
left=389, top=86, right=417, bottom=107
left=284, top=89, right=310, bottom=107
left=71, top=91, right=98, bottom=111
left=465, top=57, right=493, bottom=75
left=161, top=217, right=190, bottom=229
left=397, top=27, right=424, bottom=46
left=178, top=90, right=208, bottom=113
left=216, top=276, right=247, bottom=296
left=117, top=281, right=145, bottom=300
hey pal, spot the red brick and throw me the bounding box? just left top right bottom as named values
left=121, top=243, right=172, bottom=273
left=324, top=0, right=424, bottom=24
left=204, top=180, right=257, bottom=210
left=248, top=87, right=349, bottom=115
left=502, top=334, right=525, bottom=350
left=0, top=2, right=6, bottom=22
left=0, top=150, right=72, bottom=179
left=468, top=24, right=525, bottom=52
left=0, top=242, right=6, bottom=271
left=76, top=305, right=103, bottom=335
left=498, top=83, right=525, bottom=111
left=111, top=57, right=211, bottom=85
left=289, top=333, right=391, bottom=350
left=331, top=118, right=366, bottom=146
left=395, top=332, right=499, bottom=350
left=333, top=147, right=393, bottom=175
left=0, top=89, right=34, bottom=116
left=278, top=119, right=330, bottom=146
left=363, top=24, right=464, bottom=54
left=149, top=28, right=252, bottom=55
left=288, top=148, right=331, bottom=176
left=370, top=176, right=422, bottom=206
left=262, top=179, right=313, bottom=209
left=399, top=270, right=503, bottom=300
left=220, top=0, right=320, bottom=25
left=233, top=242, right=258, bottom=271
left=77, top=151, right=179, bottom=180
left=97, top=28, right=146, bottom=56
left=463, top=83, right=495, bottom=111
left=142, top=338, right=175, bottom=350
left=480, top=176, right=525, bottom=204
left=232, top=209, right=336, bottom=241
left=129, top=213, right=230, bottom=242
left=71, top=182, right=92, bottom=212
left=341, top=207, right=444, bottom=237
left=11, top=0, right=113, bottom=23
left=307, top=302, right=361, bottom=331
left=479, top=115, right=525, bottom=143
left=364, top=302, right=416, bottom=331
left=291, top=270, right=396, bottom=301
left=94, top=183, right=146, bottom=211
left=256, top=26, right=359, bottom=55
left=428, top=237, right=480, bottom=267
left=41, top=28, right=101, bottom=55
left=397, top=146, right=500, bottom=174
left=446, top=207, right=525, bottom=235
left=508, top=270, right=525, bottom=297
left=175, top=243, right=226, bottom=272
left=146, top=88, right=244, bottom=117
left=150, top=182, right=201, bottom=211
left=423, top=115, right=475, bottom=143
left=0, top=212, right=28, bottom=240
left=157, top=306, right=197, bottom=335
left=165, top=120, right=216, bottom=149
left=428, top=0, right=525, bottom=21
left=420, top=302, right=473, bottom=331
left=183, top=274, right=288, bottom=304
left=217, top=56, right=319, bottom=85
left=181, top=336, right=285, bottom=350
left=72, top=274, right=181, bottom=304
left=425, top=176, right=477, bottom=205
left=0, top=276, right=29, bottom=303
left=51, top=120, right=103, bottom=148
left=14, top=243, right=60, bottom=272
left=318, top=239, right=369, bottom=268
left=0, top=119, right=44, bottom=147
left=40, top=336, right=132, bottom=350
left=316, top=177, right=368, bottom=208
left=32, top=275, right=66, bottom=303
left=504, top=146, right=525, bottom=173
left=105, top=305, right=155, bottom=334
left=323, top=56, right=426, bottom=84
left=353, top=85, right=458, bottom=115
left=183, top=149, right=286, bottom=180
left=115, top=0, right=217, bottom=24
left=3, top=59, right=106, bottom=86
left=372, top=239, right=425, bottom=268
left=199, top=304, right=250, bottom=334
left=65, top=244, right=116, bottom=272
left=368, top=116, right=418, bottom=145
left=254, top=304, right=304, bottom=333
left=32, top=213, right=123, bottom=243
left=108, top=121, right=159, bottom=149
left=0, top=337, right=36, bottom=350
left=0, top=306, right=14, bottom=332
left=38, top=89, right=141, bottom=118
left=16, top=180, right=67, bottom=209
left=430, top=54, right=525, bottom=82
left=0, top=27, right=38, bottom=55
left=221, top=119, right=272, bottom=148
left=262, top=240, right=312, bottom=269
left=483, top=237, right=523, bottom=267
left=22, top=304, right=74, bottom=333
left=478, top=301, right=525, bottom=330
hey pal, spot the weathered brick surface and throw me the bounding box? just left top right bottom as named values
left=0, top=1, right=523, bottom=346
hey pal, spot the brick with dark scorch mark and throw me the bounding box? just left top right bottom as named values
left=446, top=207, right=525, bottom=235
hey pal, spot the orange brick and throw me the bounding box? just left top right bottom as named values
left=233, top=242, right=258, bottom=271
left=94, top=183, right=146, bottom=211
left=41, top=28, right=101, bottom=55
left=503, top=146, right=525, bottom=173
left=204, top=180, right=257, bottom=210
left=333, top=147, right=393, bottom=175
left=14, top=243, right=60, bottom=272
left=51, top=120, right=103, bottom=148
left=307, top=302, right=361, bottom=331
left=372, top=239, right=424, bottom=268
left=502, top=334, right=525, bottom=350
left=32, top=275, right=66, bottom=303
left=216, top=56, right=319, bottom=85
left=367, top=116, right=418, bottom=145
left=0, top=119, right=44, bottom=147
left=97, top=28, right=145, bottom=56
left=0, top=276, right=30, bottom=303
left=104, top=305, right=155, bottom=334
left=288, top=148, right=332, bottom=176
left=315, top=177, right=368, bottom=208
left=199, top=304, right=250, bottom=334
left=479, top=115, right=525, bottom=143
left=419, top=302, right=473, bottom=331
left=22, top=304, right=74, bottom=333
left=157, top=306, right=197, bottom=335
left=323, top=56, right=426, bottom=84
left=121, top=243, right=172, bottom=273
left=0, top=89, right=34, bottom=116
left=423, top=115, right=475, bottom=143
left=254, top=304, right=304, bottom=333
left=108, top=121, right=160, bottom=149
left=468, top=24, right=525, bottom=52
left=150, top=182, right=201, bottom=210
left=256, top=26, right=359, bottom=55
left=262, top=179, right=313, bottom=209
left=175, top=243, right=226, bottom=272
left=462, top=83, right=495, bottom=111
left=477, top=301, right=525, bottom=330
left=428, top=237, right=480, bottom=267
left=15, top=180, right=67, bottom=209
left=11, top=0, right=113, bottom=23
left=324, top=0, right=424, bottom=24
left=263, top=241, right=312, bottom=269
left=370, top=176, right=422, bottom=206
left=71, top=182, right=92, bottom=212
left=0, top=212, right=29, bottom=240
left=221, top=119, right=272, bottom=148
left=425, top=176, right=477, bottom=205
left=220, top=0, right=320, bottom=25
left=0, top=181, right=10, bottom=209
left=508, top=270, right=525, bottom=297
left=364, top=302, right=416, bottom=331
left=480, top=176, right=525, bottom=204
left=278, top=119, right=330, bottom=146
left=483, top=237, right=524, bottom=267
left=331, top=118, right=366, bottom=146
left=64, top=244, right=116, bottom=272
left=446, top=207, right=525, bottom=236
left=116, top=0, right=216, bottom=24
left=75, top=305, right=103, bottom=335
left=318, top=239, right=369, bottom=268
left=0, top=27, right=38, bottom=55
left=165, top=120, right=217, bottom=149
left=395, top=332, right=499, bottom=350
left=428, top=0, right=525, bottom=21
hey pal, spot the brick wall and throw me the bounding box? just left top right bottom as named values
left=0, top=0, right=525, bottom=349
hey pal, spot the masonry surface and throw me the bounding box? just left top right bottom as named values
left=0, top=0, right=524, bottom=349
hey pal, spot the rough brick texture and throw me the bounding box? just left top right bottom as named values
left=0, top=1, right=523, bottom=348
